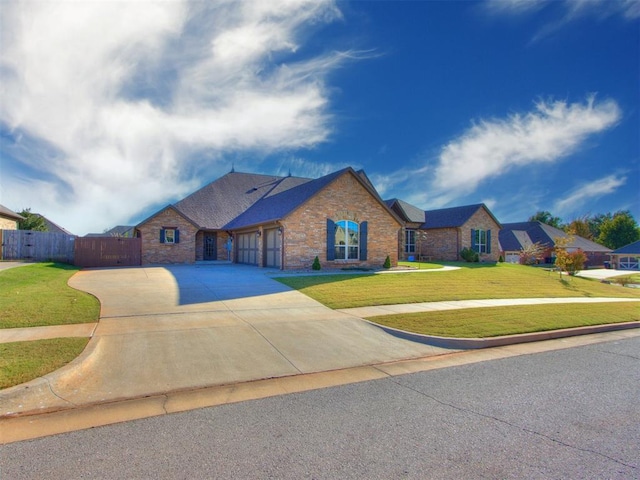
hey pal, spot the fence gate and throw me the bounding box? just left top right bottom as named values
left=1, top=230, right=75, bottom=263
left=74, top=237, right=141, bottom=268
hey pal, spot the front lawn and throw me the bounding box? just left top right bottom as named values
left=0, top=338, right=90, bottom=389
left=275, top=263, right=640, bottom=309
left=369, top=302, right=640, bottom=338
left=0, top=262, right=100, bottom=329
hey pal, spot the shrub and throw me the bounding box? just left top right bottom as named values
left=312, top=256, right=321, bottom=270
left=498, top=255, right=504, bottom=263
left=383, top=256, right=391, bottom=269
left=460, top=247, right=479, bottom=263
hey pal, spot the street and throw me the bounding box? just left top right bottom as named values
left=2, top=336, right=638, bottom=479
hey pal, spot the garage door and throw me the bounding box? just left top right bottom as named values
left=505, top=253, right=520, bottom=264
left=619, top=256, right=639, bottom=270
left=236, top=232, right=258, bottom=265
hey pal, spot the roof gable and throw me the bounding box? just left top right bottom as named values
left=611, top=240, right=640, bottom=255
left=0, top=204, right=24, bottom=221
left=422, top=204, right=485, bottom=229
left=385, top=198, right=425, bottom=223
left=500, top=221, right=611, bottom=252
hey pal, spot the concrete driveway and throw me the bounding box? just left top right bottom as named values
left=2, top=264, right=449, bottom=414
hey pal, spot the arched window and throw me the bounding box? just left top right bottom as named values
left=335, top=220, right=359, bottom=260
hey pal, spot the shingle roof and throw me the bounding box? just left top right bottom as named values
left=0, top=204, right=24, bottom=221
left=611, top=240, right=640, bottom=255
left=385, top=199, right=426, bottom=223
left=422, top=204, right=486, bottom=229
left=500, top=221, right=611, bottom=253
left=172, top=172, right=311, bottom=230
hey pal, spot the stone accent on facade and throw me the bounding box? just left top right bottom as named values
left=138, top=207, right=198, bottom=264
left=0, top=217, right=19, bottom=230
left=281, top=172, right=401, bottom=270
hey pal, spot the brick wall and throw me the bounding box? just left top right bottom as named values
left=461, top=208, right=501, bottom=262
left=281, top=172, right=401, bottom=270
left=138, top=208, right=198, bottom=264
left=0, top=218, right=18, bottom=230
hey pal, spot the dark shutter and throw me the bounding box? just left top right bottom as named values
left=486, top=230, right=491, bottom=254
left=471, top=229, right=477, bottom=252
left=359, top=221, right=368, bottom=261
left=175, top=229, right=180, bottom=244
left=160, top=229, right=166, bottom=243
left=326, top=219, right=335, bottom=261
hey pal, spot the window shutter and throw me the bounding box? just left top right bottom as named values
left=175, top=229, right=180, bottom=244
left=326, top=219, right=335, bottom=261
left=486, top=230, right=491, bottom=254
left=160, top=229, right=166, bottom=243
left=471, top=229, right=477, bottom=252
left=359, top=221, right=368, bottom=261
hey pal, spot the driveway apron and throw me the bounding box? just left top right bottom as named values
left=3, top=265, right=450, bottom=414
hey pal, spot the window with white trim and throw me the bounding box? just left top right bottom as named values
left=474, top=229, right=487, bottom=253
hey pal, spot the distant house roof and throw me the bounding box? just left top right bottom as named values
left=138, top=167, right=400, bottom=231
left=422, top=204, right=501, bottom=229
left=611, top=240, right=640, bottom=255
left=85, top=225, right=135, bottom=237
left=499, top=221, right=611, bottom=253
left=33, top=214, right=74, bottom=235
left=0, top=204, right=24, bottom=221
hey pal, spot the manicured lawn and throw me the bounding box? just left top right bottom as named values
left=276, top=263, right=640, bottom=309
left=0, top=338, right=90, bottom=389
left=368, top=302, right=640, bottom=338
left=0, top=263, right=100, bottom=329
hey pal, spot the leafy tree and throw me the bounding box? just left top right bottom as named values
left=597, top=211, right=640, bottom=249
left=553, top=236, right=586, bottom=277
left=529, top=211, right=563, bottom=229
left=519, top=241, right=546, bottom=265
left=565, top=216, right=592, bottom=239
left=17, top=208, right=47, bottom=231
left=588, top=213, right=611, bottom=240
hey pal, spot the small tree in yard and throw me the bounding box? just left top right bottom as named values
left=312, top=256, right=321, bottom=270
left=460, top=247, right=478, bottom=263
left=554, top=236, right=587, bottom=277
left=519, top=242, right=546, bottom=265
left=383, top=255, right=391, bottom=269
left=17, top=208, right=47, bottom=231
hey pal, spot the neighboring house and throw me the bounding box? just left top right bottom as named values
left=136, top=167, right=403, bottom=269
left=499, top=221, right=611, bottom=267
left=85, top=226, right=135, bottom=238
left=33, top=214, right=74, bottom=235
left=386, top=200, right=501, bottom=262
left=0, top=205, right=24, bottom=230
left=609, top=240, right=640, bottom=270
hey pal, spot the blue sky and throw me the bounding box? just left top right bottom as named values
left=1, top=0, right=638, bottom=235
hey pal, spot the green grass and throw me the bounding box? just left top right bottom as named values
left=612, top=273, right=640, bottom=285
left=275, top=263, right=640, bottom=309
left=369, top=302, right=640, bottom=338
left=0, top=338, right=90, bottom=389
left=0, top=262, right=100, bottom=329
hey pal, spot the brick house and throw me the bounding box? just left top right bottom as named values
left=136, top=167, right=403, bottom=269
left=0, top=204, right=24, bottom=230
left=499, top=221, right=611, bottom=267
left=385, top=200, right=502, bottom=262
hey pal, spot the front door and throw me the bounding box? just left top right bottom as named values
left=264, top=228, right=281, bottom=268
left=203, top=233, right=217, bottom=261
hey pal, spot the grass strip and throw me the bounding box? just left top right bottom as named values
left=276, top=263, right=640, bottom=309
left=368, top=302, right=640, bottom=338
left=0, top=263, right=100, bottom=329
left=0, top=338, right=90, bottom=389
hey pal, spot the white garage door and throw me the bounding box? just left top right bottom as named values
left=619, top=256, right=639, bottom=270
left=505, top=253, right=520, bottom=264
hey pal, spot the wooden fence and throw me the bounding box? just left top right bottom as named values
left=1, top=229, right=75, bottom=263
left=74, top=237, right=141, bottom=268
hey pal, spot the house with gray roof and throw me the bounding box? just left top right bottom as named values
left=385, top=200, right=501, bottom=262
left=136, top=167, right=403, bottom=269
left=0, top=204, right=24, bottom=230
left=499, top=221, right=611, bottom=266
left=609, top=240, right=640, bottom=270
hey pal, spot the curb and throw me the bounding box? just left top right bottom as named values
left=366, top=320, right=640, bottom=349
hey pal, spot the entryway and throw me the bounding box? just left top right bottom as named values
left=264, top=228, right=282, bottom=268
left=203, top=233, right=217, bottom=261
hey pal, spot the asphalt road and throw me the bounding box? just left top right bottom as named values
left=2, top=336, right=638, bottom=479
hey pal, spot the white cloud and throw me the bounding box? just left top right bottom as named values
left=0, top=0, right=348, bottom=234
left=554, top=174, right=627, bottom=214
left=430, top=96, right=620, bottom=200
